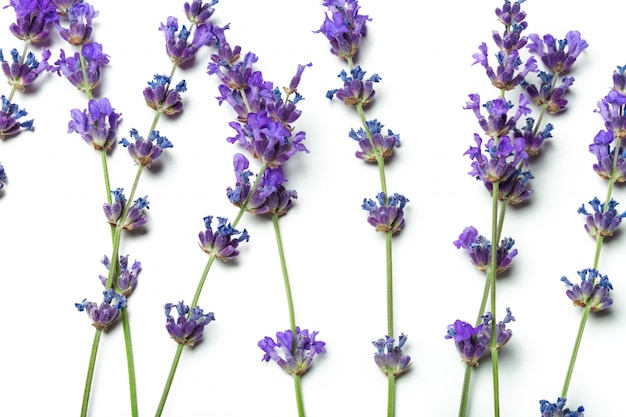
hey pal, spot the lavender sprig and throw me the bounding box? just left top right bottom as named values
left=317, top=2, right=409, bottom=416
left=450, top=2, right=587, bottom=417
left=538, top=67, right=624, bottom=415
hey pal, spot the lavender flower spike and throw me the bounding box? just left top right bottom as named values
left=362, top=192, right=409, bottom=234
left=198, top=215, right=250, bottom=261
left=103, top=188, right=150, bottom=230
left=527, top=31, right=589, bottom=75
left=119, top=128, right=173, bottom=167
left=0, top=48, right=52, bottom=92
left=577, top=197, right=626, bottom=238
left=98, top=254, right=141, bottom=296
left=453, top=226, right=518, bottom=274
left=561, top=268, right=613, bottom=312
left=164, top=301, right=215, bottom=346
left=143, top=74, right=187, bottom=115
left=315, top=0, right=371, bottom=60
left=75, top=289, right=127, bottom=330
left=372, top=334, right=411, bottom=377
left=444, top=319, right=490, bottom=366
left=6, top=0, right=58, bottom=43
left=68, top=97, right=122, bottom=150
left=0, top=95, right=33, bottom=139
left=539, top=397, right=584, bottom=417
left=258, top=327, right=326, bottom=376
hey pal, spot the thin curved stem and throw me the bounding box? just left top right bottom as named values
left=272, top=213, right=297, bottom=334
left=80, top=329, right=102, bottom=417
left=560, top=306, right=590, bottom=398
left=155, top=344, right=185, bottom=417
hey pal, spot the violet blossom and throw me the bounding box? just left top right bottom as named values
left=315, top=0, right=370, bottom=61
left=118, top=128, right=173, bottom=167
left=577, top=197, right=626, bottom=238
left=143, top=74, right=187, bottom=115
left=164, top=301, right=215, bottom=346
left=561, top=269, right=613, bottom=312
left=75, top=289, right=127, bottom=330
left=0, top=48, right=52, bottom=92
left=349, top=118, right=400, bottom=162
left=454, top=226, right=518, bottom=274
left=54, top=2, right=98, bottom=45
left=5, top=0, right=58, bottom=43
left=0, top=95, right=33, bottom=139
left=68, top=97, right=122, bottom=150
left=372, top=334, right=411, bottom=377
left=361, top=192, right=409, bottom=234
left=258, top=327, right=326, bottom=376
left=98, top=254, right=141, bottom=296
left=55, top=42, right=109, bottom=91
left=198, top=215, right=250, bottom=261
left=539, top=397, right=584, bottom=417
left=103, top=188, right=150, bottom=230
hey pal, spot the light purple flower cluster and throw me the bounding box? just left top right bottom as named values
left=0, top=48, right=52, bottom=92
left=592, top=86, right=626, bottom=181
left=539, top=397, right=584, bottom=417
left=578, top=197, right=626, bottom=238
left=372, top=334, right=411, bottom=377
left=143, top=74, right=187, bottom=115
left=561, top=269, right=613, bottom=313
left=98, top=254, right=141, bottom=296
left=315, top=0, right=370, bottom=61
left=208, top=34, right=309, bottom=217
left=6, top=0, right=58, bottom=43
left=523, top=31, right=587, bottom=114
left=454, top=226, right=518, bottom=274
left=361, top=192, right=409, bottom=234
left=258, top=327, right=326, bottom=376
left=103, top=188, right=150, bottom=230
left=75, top=289, right=127, bottom=330
left=326, top=66, right=380, bottom=105
left=0, top=95, right=33, bottom=139
left=227, top=153, right=298, bottom=216
left=349, top=119, right=400, bottom=162
left=198, top=215, right=249, bottom=261
left=54, top=2, right=98, bottom=45
left=445, top=308, right=515, bottom=366
left=68, top=97, right=121, bottom=150
left=159, top=15, right=216, bottom=65
left=118, top=128, right=173, bottom=167
left=55, top=42, right=109, bottom=92
left=164, top=301, right=215, bottom=346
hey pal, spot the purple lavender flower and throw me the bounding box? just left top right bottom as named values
left=539, top=397, right=584, bottom=417
left=445, top=319, right=489, bottom=366
left=198, top=215, right=249, bottom=261
left=0, top=95, right=33, bottom=139
left=160, top=16, right=215, bottom=64
left=98, top=254, right=141, bottom=296
left=612, top=65, right=626, bottom=94
left=55, top=42, right=109, bottom=91
left=513, top=117, right=553, bottom=156
left=103, top=188, right=150, bottom=230
left=227, top=110, right=308, bottom=168
left=349, top=119, right=400, bottom=162
left=561, top=268, right=613, bottom=312
left=0, top=163, right=7, bottom=189
left=588, top=130, right=626, bottom=182
left=54, top=2, right=98, bottom=45
left=75, top=289, right=127, bottom=330
left=184, top=0, right=218, bottom=26
left=578, top=197, right=626, bottom=238
left=473, top=45, right=537, bottom=91
left=118, top=128, right=173, bottom=167
left=464, top=94, right=531, bottom=139
left=372, top=334, right=411, bottom=377
left=595, top=89, right=626, bottom=137
left=5, top=0, right=58, bottom=42
left=68, top=97, right=121, bottom=150
left=258, top=327, right=326, bottom=376
left=494, top=1, right=528, bottom=52
left=143, top=74, right=187, bottom=115
left=362, top=192, right=408, bottom=234
left=454, top=226, right=518, bottom=274
left=522, top=72, right=575, bottom=114
left=464, top=132, right=529, bottom=187
left=445, top=309, right=514, bottom=366
left=315, top=0, right=370, bottom=61
left=227, top=154, right=298, bottom=216
left=0, top=48, right=52, bottom=92
left=327, top=66, right=380, bottom=106
left=164, top=301, right=215, bottom=346
left=527, top=31, right=588, bottom=75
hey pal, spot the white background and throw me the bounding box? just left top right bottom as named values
left=0, top=1, right=624, bottom=416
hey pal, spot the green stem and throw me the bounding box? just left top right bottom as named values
left=121, top=308, right=138, bottom=417
left=458, top=365, right=473, bottom=417
left=560, top=306, right=590, bottom=398
left=387, top=373, right=396, bottom=417
left=78, top=44, right=93, bottom=100
left=80, top=329, right=102, bottom=417
left=155, top=344, right=185, bottom=417
left=385, top=231, right=394, bottom=338
left=293, top=375, right=305, bottom=417
left=489, top=182, right=501, bottom=417
left=272, top=213, right=297, bottom=334
left=190, top=255, right=217, bottom=309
